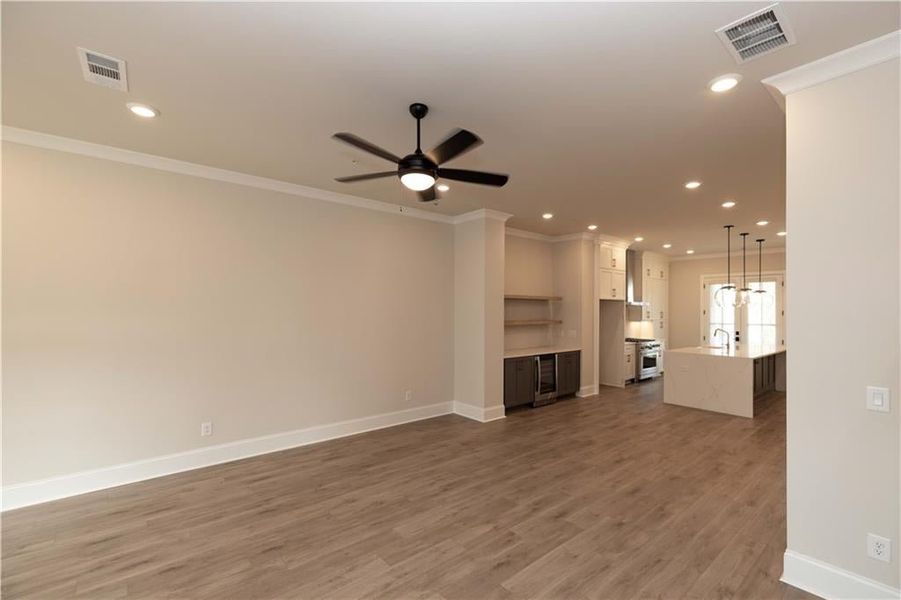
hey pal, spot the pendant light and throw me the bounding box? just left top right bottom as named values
left=737, top=232, right=752, bottom=307
left=753, top=238, right=774, bottom=308
left=754, top=238, right=766, bottom=296
left=714, top=225, right=738, bottom=308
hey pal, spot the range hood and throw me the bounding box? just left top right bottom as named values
left=626, top=250, right=647, bottom=306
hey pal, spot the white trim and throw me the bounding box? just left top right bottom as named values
left=452, top=402, right=506, bottom=423
left=452, top=208, right=512, bottom=225
left=782, top=549, right=900, bottom=600
left=763, top=30, right=901, bottom=98
left=670, top=248, right=785, bottom=262
left=595, top=234, right=631, bottom=248
left=2, top=401, right=453, bottom=511
left=1, top=126, right=455, bottom=225
left=506, top=227, right=555, bottom=242
left=576, top=384, right=599, bottom=398
left=554, top=232, right=596, bottom=243
left=505, top=228, right=595, bottom=243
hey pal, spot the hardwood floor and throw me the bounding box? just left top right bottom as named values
left=2, top=379, right=814, bottom=599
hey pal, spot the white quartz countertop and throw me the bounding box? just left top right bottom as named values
left=666, top=344, right=786, bottom=360
left=504, top=346, right=582, bottom=359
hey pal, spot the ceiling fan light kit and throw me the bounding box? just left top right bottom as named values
left=332, top=102, right=509, bottom=202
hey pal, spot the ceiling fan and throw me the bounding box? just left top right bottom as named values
left=332, top=102, right=509, bottom=202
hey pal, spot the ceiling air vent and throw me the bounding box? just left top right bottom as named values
left=77, top=47, right=128, bottom=91
left=716, top=4, right=796, bottom=64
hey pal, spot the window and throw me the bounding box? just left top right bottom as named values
left=701, top=273, right=785, bottom=347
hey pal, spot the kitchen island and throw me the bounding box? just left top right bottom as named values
left=663, top=344, right=786, bottom=418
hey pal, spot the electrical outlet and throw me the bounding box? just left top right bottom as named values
left=866, top=386, right=891, bottom=413
left=867, top=533, right=892, bottom=563
left=200, top=421, right=213, bottom=437
left=404, top=390, right=412, bottom=403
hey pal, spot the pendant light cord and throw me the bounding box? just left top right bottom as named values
left=740, top=233, right=748, bottom=288
left=756, top=239, right=765, bottom=290
left=724, top=225, right=733, bottom=285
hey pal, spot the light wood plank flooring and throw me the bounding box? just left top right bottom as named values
left=2, top=380, right=814, bottom=599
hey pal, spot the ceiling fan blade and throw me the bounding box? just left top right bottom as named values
left=332, top=133, right=401, bottom=164
left=438, top=168, right=509, bottom=187
left=426, top=129, right=483, bottom=165
left=417, top=186, right=437, bottom=202
left=334, top=171, right=396, bottom=183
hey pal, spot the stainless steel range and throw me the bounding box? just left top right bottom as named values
left=627, top=338, right=661, bottom=380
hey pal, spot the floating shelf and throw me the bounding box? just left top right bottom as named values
left=504, top=319, right=563, bottom=327
left=504, top=294, right=563, bottom=301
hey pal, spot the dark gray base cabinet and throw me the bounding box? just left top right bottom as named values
left=503, top=350, right=581, bottom=409
left=503, top=356, right=535, bottom=409
left=557, top=351, right=581, bottom=397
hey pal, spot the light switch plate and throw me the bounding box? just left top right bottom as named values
left=866, top=386, right=891, bottom=413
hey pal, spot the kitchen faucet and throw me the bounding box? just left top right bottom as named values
left=713, top=328, right=731, bottom=351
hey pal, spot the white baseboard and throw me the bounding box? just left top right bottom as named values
left=453, top=401, right=506, bottom=422
left=577, top=384, right=599, bottom=397
left=782, top=549, right=901, bottom=600
left=2, top=401, right=454, bottom=511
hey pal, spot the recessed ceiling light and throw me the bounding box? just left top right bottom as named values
left=777, top=231, right=787, bottom=236
left=436, top=184, right=450, bottom=192
left=662, top=243, right=672, bottom=249
left=686, top=249, right=695, bottom=255
left=756, top=220, right=769, bottom=226
left=722, top=200, right=736, bottom=208
left=126, top=102, right=158, bottom=118
left=587, top=224, right=598, bottom=231
left=542, top=213, right=554, bottom=220
left=634, top=236, right=644, bottom=242
left=684, top=181, right=702, bottom=189
left=708, top=74, right=742, bottom=93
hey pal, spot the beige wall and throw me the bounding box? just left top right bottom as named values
left=504, top=234, right=556, bottom=349
left=668, top=251, right=786, bottom=350
left=504, top=235, right=554, bottom=296
left=785, top=59, right=899, bottom=587
left=2, top=142, right=456, bottom=485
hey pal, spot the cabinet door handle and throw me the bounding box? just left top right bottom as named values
left=660, top=311, right=664, bottom=318
left=660, top=270, right=664, bottom=278
left=647, top=268, right=651, bottom=276
left=612, top=258, right=616, bottom=268
left=611, top=288, right=616, bottom=297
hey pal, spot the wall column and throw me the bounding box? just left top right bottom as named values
left=764, top=32, right=900, bottom=599
left=453, top=209, right=511, bottom=421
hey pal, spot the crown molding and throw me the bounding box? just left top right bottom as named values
left=554, top=232, right=596, bottom=242
left=452, top=208, right=513, bottom=225
left=505, top=228, right=597, bottom=243
left=762, top=30, right=900, bottom=109
left=505, top=227, right=555, bottom=242
left=669, top=247, right=786, bottom=262
left=1, top=126, right=458, bottom=225
left=594, top=234, right=631, bottom=248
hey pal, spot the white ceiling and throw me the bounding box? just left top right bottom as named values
left=3, top=2, right=898, bottom=254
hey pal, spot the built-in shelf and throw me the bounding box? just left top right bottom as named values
left=505, top=319, right=563, bottom=327
left=504, top=294, right=563, bottom=302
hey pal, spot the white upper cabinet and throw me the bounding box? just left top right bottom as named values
left=599, top=244, right=626, bottom=272
left=599, top=269, right=626, bottom=300
left=643, top=253, right=668, bottom=280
